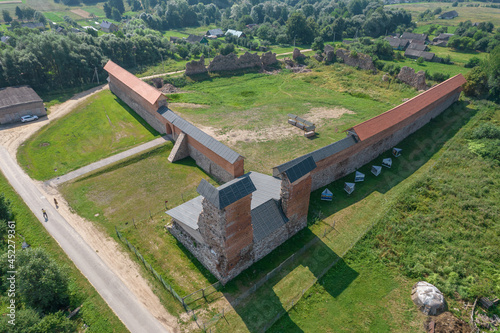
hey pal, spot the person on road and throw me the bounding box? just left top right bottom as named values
left=54, top=198, right=58, bottom=208
left=42, top=208, right=48, bottom=220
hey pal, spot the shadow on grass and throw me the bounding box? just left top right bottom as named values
left=215, top=228, right=358, bottom=332
left=308, top=100, right=475, bottom=219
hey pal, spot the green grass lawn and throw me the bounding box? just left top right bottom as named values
left=84, top=6, right=105, bottom=18
left=44, top=12, right=63, bottom=23
left=17, top=89, right=160, bottom=180
left=381, top=54, right=471, bottom=77
left=168, top=65, right=418, bottom=174
left=0, top=171, right=127, bottom=332
left=59, top=144, right=219, bottom=316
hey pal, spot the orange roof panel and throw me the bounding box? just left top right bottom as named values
left=104, top=60, right=162, bottom=106
left=351, top=74, right=466, bottom=141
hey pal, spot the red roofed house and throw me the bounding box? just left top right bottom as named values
left=104, top=60, right=168, bottom=134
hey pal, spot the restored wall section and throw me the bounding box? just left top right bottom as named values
left=109, top=78, right=167, bottom=134
left=0, top=101, right=45, bottom=124
left=169, top=122, right=244, bottom=182
left=281, top=174, right=312, bottom=235
left=277, top=87, right=462, bottom=192
left=253, top=223, right=289, bottom=261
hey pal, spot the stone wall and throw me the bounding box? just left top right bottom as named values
left=280, top=174, right=312, bottom=235
left=109, top=79, right=167, bottom=134
left=335, top=49, right=376, bottom=72
left=253, top=222, right=289, bottom=261
left=185, top=56, right=208, bottom=76
left=275, top=87, right=462, bottom=192
left=0, top=101, right=45, bottom=125
left=197, top=195, right=255, bottom=284
left=398, top=66, right=427, bottom=91
left=186, top=52, right=278, bottom=75
left=307, top=89, right=461, bottom=191
left=208, top=52, right=261, bottom=72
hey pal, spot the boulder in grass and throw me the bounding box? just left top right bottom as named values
left=411, top=281, right=447, bottom=316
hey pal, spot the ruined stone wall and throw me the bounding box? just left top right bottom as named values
left=398, top=66, right=427, bottom=91
left=109, top=78, right=167, bottom=134
left=185, top=56, right=208, bottom=76
left=208, top=52, right=261, bottom=72
left=169, top=222, right=221, bottom=281
left=281, top=174, right=312, bottom=235
left=0, top=101, right=45, bottom=125
left=335, top=49, right=376, bottom=72
left=261, top=51, right=277, bottom=67
left=308, top=89, right=461, bottom=191
left=168, top=120, right=244, bottom=183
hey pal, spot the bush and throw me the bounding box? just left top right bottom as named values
left=416, top=56, right=424, bottom=64
left=471, top=122, right=500, bottom=140
left=465, top=57, right=481, bottom=68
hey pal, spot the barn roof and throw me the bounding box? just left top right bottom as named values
left=104, top=60, right=163, bottom=106
left=0, top=86, right=43, bottom=110
left=407, top=43, right=427, bottom=51
left=400, top=32, right=428, bottom=41
left=158, top=107, right=242, bottom=164
left=350, top=74, right=466, bottom=141
left=404, top=48, right=435, bottom=61
left=439, top=10, right=458, bottom=19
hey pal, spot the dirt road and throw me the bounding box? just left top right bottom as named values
left=0, top=85, right=179, bottom=333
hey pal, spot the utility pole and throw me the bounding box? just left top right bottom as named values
left=160, top=53, right=164, bottom=73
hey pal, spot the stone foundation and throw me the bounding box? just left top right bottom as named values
left=335, top=49, right=376, bottom=72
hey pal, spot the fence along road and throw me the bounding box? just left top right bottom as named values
left=0, top=146, right=170, bottom=333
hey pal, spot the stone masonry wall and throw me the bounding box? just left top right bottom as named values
left=197, top=195, right=254, bottom=284
left=281, top=174, right=312, bottom=236
left=308, top=89, right=461, bottom=191
left=0, top=101, right=45, bottom=125
left=398, top=66, right=427, bottom=91
left=208, top=52, right=261, bottom=72
left=109, top=79, right=167, bottom=134
left=185, top=56, right=208, bottom=76
left=253, top=222, right=289, bottom=262
left=335, top=49, right=376, bottom=72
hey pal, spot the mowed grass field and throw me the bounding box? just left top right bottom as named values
left=0, top=171, right=127, bottom=332
left=387, top=1, right=500, bottom=27
left=17, top=89, right=160, bottom=180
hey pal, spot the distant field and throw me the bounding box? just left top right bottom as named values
left=84, top=6, right=105, bottom=18
left=387, top=1, right=500, bottom=27
left=381, top=54, right=472, bottom=77
left=44, top=12, right=63, bottom=22
left=17, top=90, right=160, bottom=180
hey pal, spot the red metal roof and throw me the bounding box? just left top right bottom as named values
left=351, top=74, right=466, bottom=141
left=103, top=60, right=162, bottom=106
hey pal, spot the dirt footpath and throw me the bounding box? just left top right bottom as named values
left=0, top=84, right=180, bottom=332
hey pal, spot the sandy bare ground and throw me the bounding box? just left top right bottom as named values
left=0, top=1, right=22, bottom=3
left=193, top=106, right=355, bottom=144
left=0, top=84, right=179, bottom=332
left=71, top=9, right=91, bottom=18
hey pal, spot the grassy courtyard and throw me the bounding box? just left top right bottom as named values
left=169, top=65, right=419, bottom=174
left=17, top=89, right=161, bottom=180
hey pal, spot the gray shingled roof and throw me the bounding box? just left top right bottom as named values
left=207, top=29, right=223, bottom=36
left=274, top=135, right=358, bottom=175
left=197, top=177, right=256, bottom=209
left=159, top=107, right=241, bottom=164
left=101, top=21, right=115, bottom=29
left=0, top=86, right=43, bottom=110
left=166, top=196, right=203, bottom=231
left=400, top=32, right=428, bottom=41
left=251, top=199, right=288, bottom=242
left=166, top=172, right=285, bottom=242
left=281, top=156, right=316, bottom=184
left=404, top=49, right=435, bottom=61
left=407, top=43, right=427, bottom=51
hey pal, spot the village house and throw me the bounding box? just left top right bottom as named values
left=0, top=86, right=46, bottom=125
left=206, top=28, right=224, bottom=37
left=100, top=21, right=118, bottom=33
left=226, top=29, right=246, bottom=38
left=186, top=34, right=209, bottom=44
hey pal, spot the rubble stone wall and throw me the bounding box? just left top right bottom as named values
left=398, top=66, right=427, bottom=90
left=335, top=49, right=376, bottom=72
